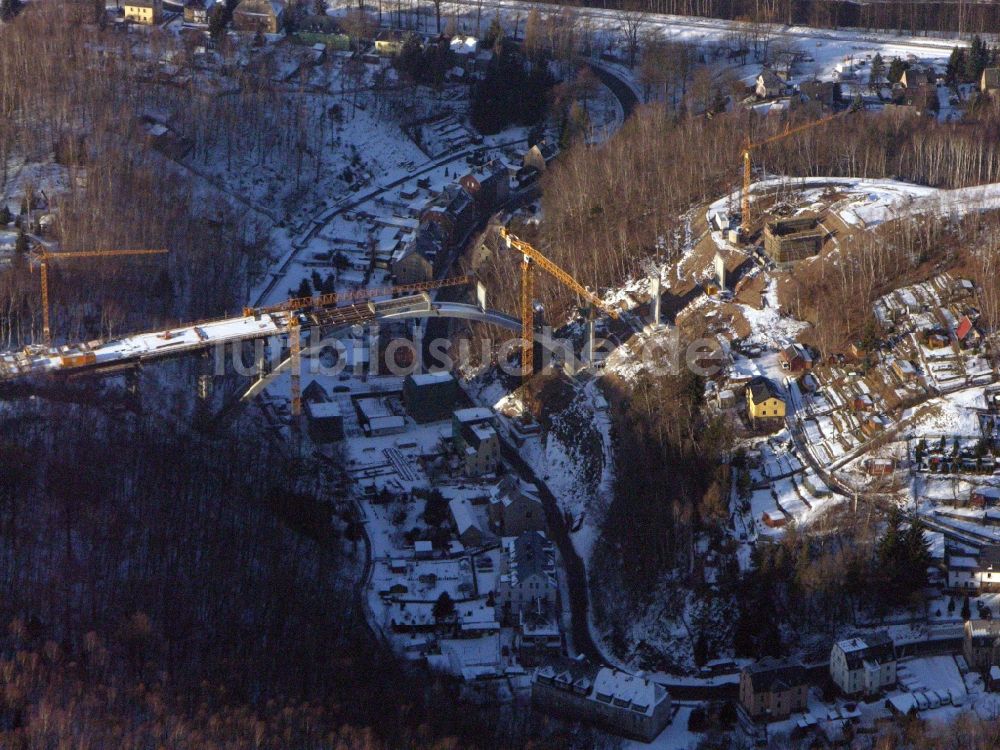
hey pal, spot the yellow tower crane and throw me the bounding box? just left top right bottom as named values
left=276, top=275, right=476, bottom=418
left=740, top=112, right=842, bottom=236
left=33, top=247, right=169, bottom=348
left=497, top=227, right=620, bottom=388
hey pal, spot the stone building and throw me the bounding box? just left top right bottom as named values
left=498, top=531, right=556, bottom=616
left=830, top=632, right=896, bottom=697
left=532, top=657, right=672, bottom=742
left=965, top=619, right=1000, bottom=675
left=763, top=213, right=824, bottom=263
left=739, top=657, right=809, bottom=721
left=233, top=0, right=284, bottom=34
left=488, top=476, right=546, bottom=537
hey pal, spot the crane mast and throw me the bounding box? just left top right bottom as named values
left=497, top=227, right=619, bottom=409
left=740, top=112, right=842, bottom=235
left=34, top=247, right=169, bottom=348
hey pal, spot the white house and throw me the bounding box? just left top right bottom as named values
left=830, top=633, right=896, bottom=697
left=946, top=545, right=1000, bottom=592
left=755, top=68, right=786, bottom=99
left=947, top=549, right=980, bottom=590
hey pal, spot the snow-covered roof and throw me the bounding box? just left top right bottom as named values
left=592, top=667, right=665, bottom=715
left=449, top=35, right=478, bottom=55
left=454, top=407, right=494, bottom=424
left=308, top=401, right=341, bottom=419
left=410, top=371, right=455, bottom=387
left=449, top=497, right=480, bottom=536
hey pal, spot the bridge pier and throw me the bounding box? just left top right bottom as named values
left=255, top=339, right=269, bottom=382
left=585, top=315, right=596, bottom=368
left=197, top=373, right=213, bottom=402
left=644, top=276, right=667, bottom=333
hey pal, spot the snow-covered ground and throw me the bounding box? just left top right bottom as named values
left=710, top=176, right=1000, bottom=232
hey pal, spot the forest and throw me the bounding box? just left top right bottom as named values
left=533, top=0, right=1000, bottom=36
left=0, top=398, right=606, bottom=749
left=0, top=1, right=358, bottom=347
left=501, top=101, right=1000, bottom=327
left=450, top=36, right=1000, bottom=671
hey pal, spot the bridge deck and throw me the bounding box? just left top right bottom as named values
left=0, top=294, right=521, bottom=383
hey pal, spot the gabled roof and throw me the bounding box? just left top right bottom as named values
left=510, top=531, right=553, bottom=585
left=302, top=380, right=329, bottom=404
left=757, top=68, right=783, bottom=88
left=744, top=657, right=807, bottom=693
left=956, top=315, right=975, bottom=341
left=835, top=632, right=894, bottom=670
left=748, top=377, right=782, bottom=405
left=235, top=0, right=283, bottom=17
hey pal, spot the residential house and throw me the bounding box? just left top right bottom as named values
left=302, top=382, right=343, bottom=441
left=233, top=0, right=285, bottom=34
left=523, top=141, right=558, bottom=174
left=778, top=343, right=813, bottom=373
left=403, top=371, right=458, bottom=423
left=532, top=658, right=673, bottom=743
left=851, top=394, right=874, bottom=412
left=972, top=487, right=1000, bottom=508
left=124, top=0, right=163, bottom=24
left=391, top=238, right=435, bottom=284
left=978, top=545, right=1000, bottom=592
left=761, top=509, right=788, bottom=528
left=964, top=619, right=1000, bottom=674
left=391, top=217, right=450, bottom=284
left=452, top=407, right=500, bottom=476
left=449, top=497, right=490, bottom=548
left=498, top=531, right=556, bottom=616
left=488, top=475, right=546, bottom=537
left=375, top=30, right=406, bottom=56
left=519, top=605, right=561, bottom=658
left=718, top=389, right=737, bottom=409
left=459, top=160, right=510, bottom=214
left=982, top=67, right=1000, bottom=96
left=892, top=358, right=919, bottom=382
left=739, top=657, right=809, bottom=722
left=183, top=0, right=215, bottom=25
left=902, top=83, right=939, bottom=115
left=747, top=377, right=785, bottom=425
left=946, top=547, right=980, bottom=590
left=798, top=80, right=839, bottom=108
left=830, top=633, right=896, bottom=697
left=956, top=315, right=982, bottom=349
left=421, top=184, right=478, bottom=249
left=901, top=68, right=933, bottom=89
left=755, top=68, right=786, bottom=99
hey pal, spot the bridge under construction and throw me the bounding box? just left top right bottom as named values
left=0, top=290, right=523, bottom=385
left=0, top=228, right=641, bottom=410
